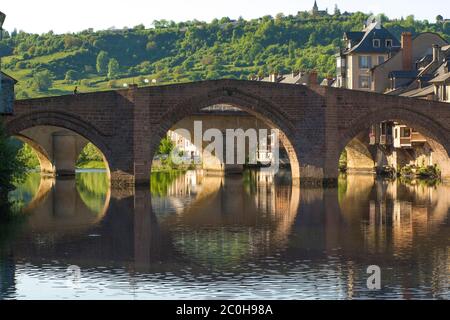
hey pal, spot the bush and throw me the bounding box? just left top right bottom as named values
left=65, top=70, right=79, bottom=82
left=107, top=80, right=118, bottom=88
left=0, top=121, right=27, bottom=195
left=400, top=165, right=414, bottom=177
left=416, top=165, right=440, bottom=179
left=32, top=70, right=53, bottom=92
left=77, top=143, right=104, bottom=166
left=80, top=79, right=92, bottom=87
left=15, top=61, right=28, bottom=69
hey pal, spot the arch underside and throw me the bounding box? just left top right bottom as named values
left=340, top=108, right=450, bottom=180
left=153, top=90, right=301, bottom=180
left=5, top=112, right=110, bottom=177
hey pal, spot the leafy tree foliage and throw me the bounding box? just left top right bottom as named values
left=32, top=70, right=53, bottom=91
left=77, top=143, right=104, bottom=165
left=0, top=11, right=447, bottom=96
left=0, top=121, right=27, bottom=196
left=107, top=58, right=120, bottom=79
left=96, top=50, right=109, bottom=74
left=158, top=137, right=175, bottom=156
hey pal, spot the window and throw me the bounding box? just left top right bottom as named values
left=359, top=75, right=370, bottom=89
left=386, top=39, right=393, bottom=48
left=378, top=56, right=385, bottom=64
left=401, top=128, right=411, bottom=138
left=359, top=56, right=372, bottom=69
left=373, top=39, right=380, bottom=48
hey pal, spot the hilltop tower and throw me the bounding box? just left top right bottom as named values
left=312, top=1, right=319, bottom=15
left=310, top=1, right=327, bottom=16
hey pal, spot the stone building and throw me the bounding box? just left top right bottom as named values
left=334, top=21, right=450, bottom=174
left=334, top=20, right=401, bottom=90
left=0, top=71, right=17, bottom=114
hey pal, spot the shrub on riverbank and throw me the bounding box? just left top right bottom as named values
left=399, top=164, right=441, bottom=180
left=0, top=121, right=27, bottom=197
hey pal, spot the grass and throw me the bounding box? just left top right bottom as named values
left=76, top=161, right=106, bottom=169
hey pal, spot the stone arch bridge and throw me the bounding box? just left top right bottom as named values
left=2, top=79, right=450, bottom=187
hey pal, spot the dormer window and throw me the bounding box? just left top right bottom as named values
left=373, top=39, right=380, bottom=48
left=386, top=39, right=393, bottom=48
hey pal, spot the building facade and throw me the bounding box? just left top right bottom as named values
left=334, top=21, right=450, bottom=174
left=334, top=20, right=400, bottom=90
left=0, top=72, right=17, bottom=114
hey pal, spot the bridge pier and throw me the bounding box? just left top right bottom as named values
left=18, top=127, right=88, bottom=177
left=52, top=132, right=86, bottom=176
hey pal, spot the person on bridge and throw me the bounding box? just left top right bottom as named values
left=73, top=86, right=78, bottom=95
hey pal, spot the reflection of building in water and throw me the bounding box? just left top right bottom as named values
left=364, top=181, right=449, bottom=253
left=154, top=170, right=299, bottom=266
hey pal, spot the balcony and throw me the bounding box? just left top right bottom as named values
left=380, top=134, right=393, bottom=146
left=411, top=131, right=427, bottom=144
left=336, top=66, right=346, bottom=76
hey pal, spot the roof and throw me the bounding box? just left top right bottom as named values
left=0, top=71, right=18, bottom=84
left=400, top=85, right=434, bottom=98
left=429, top=73, right=450, bottom=83
left=261, top=72, right=309, bottom=85
left=345, top=23, right=401, bottom=54
left=344, top=31, right=365, bottom=43
left=389, top=70, right=419, bottom=79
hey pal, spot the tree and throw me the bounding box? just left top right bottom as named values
left=107, top=58, right=120, bottom=79
left=65, top=70, right=78, bottom=82
left=32, top=70, right=53, bottom=92
left=77, top=143, right=103, bottom=166
left=96, top=51, right=109, bottom=75
left=436, top=15, right=444, bottom=23
left=157, top=136, right=175, bottom=156
left=0, top=121, right=27, bottom=196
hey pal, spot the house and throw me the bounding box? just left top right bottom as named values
left=334, top=20, right=401, bottom=90
left=258, top=70, right=318, bottom=86
left=334, top=22, right=450, bottom=172
left=0, top=71, right=17, bottom=114
left=392, top=44, right=450, bottom=102
left=372, top=33, right=448, bottom=93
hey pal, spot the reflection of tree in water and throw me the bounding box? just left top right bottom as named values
left=8, top=173, right=41, bottom=211
left=150, top=171, right=184, bottom=196
left=1, top=176, right=33, bottom=253
left=338, top=174, right=348, bottom=204
left=0, top=206, right=27, bottom=254
left=76, top=172, right=109, bottom=214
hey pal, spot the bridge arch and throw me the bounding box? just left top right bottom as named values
left=151, top=87, right=301, bottom=180
left=5, top=111, right=111, bottom=176
left=13, top=133, right=54, bottom=174
left=336, top=107, right=450, bottom=180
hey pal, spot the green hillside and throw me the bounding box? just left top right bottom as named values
left=0, top=11, right=449, bottom=99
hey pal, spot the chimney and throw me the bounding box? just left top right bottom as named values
left=432, top=44, right=441, bottom=62
left=401, top=32, right=413, bottom=71
left=326, top=74, right=334, bottom=86
left=270, top=73, right=279, bottom=83
left=308, top=70, right=318, bottom=86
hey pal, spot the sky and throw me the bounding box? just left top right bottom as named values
left=1, top=0, right=449, bottom=34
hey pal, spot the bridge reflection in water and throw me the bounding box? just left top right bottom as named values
left=0, top=170, right=449, bottom=299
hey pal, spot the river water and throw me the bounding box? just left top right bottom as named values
left=0, top=170, right=448, bottom=300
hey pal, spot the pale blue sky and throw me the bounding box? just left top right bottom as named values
left=1, top=0, right=449, bottom=34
